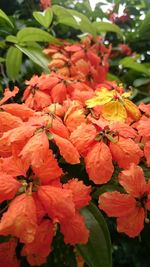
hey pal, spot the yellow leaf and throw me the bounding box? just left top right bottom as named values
left=124, top=99, right=141, bottom=121
left=102, top=101, right=127, bottom=122
left=86, top=88, right=113, bottom=108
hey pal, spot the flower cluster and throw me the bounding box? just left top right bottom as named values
left=0, top=34, right=150, bottom=265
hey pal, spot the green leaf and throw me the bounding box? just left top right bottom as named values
left=52, top=5, right=79, bottom=29
left=120, top=57, right=150, bottom=76
left=77, top=202, right=112, bottom=267
left=139, top=10, right=150, bottom=36
left=17, top=27, right=58, bottom=43
left=15, top=44, right=50, bottom=73
left=0, top=57, right=5, bottom=63
left=6, top=46, right=22, bottom=80
left=93, top=21, right=123, bottom=38
left=67, top=9, right=97, bottom=37
left=133, top=78, right=150, bottom=87
left=107, top=72, right=121, bottom=83
left=52, top=5, right=97, bottom=37
left=6, top=35, right=18, bottom=43
left=33, top=8, right=53, bottom=28
left=0, top=9, right=14, bottom=28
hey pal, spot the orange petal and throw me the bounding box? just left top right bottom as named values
left=1, top=103, right=34, bottom=121
left=0, top=111, right=23, bottom=133
left=85, top=142, right=114, bottom=184
left=0, top=172, right=20, bottom=203
left=63, top=178, right=91, bottom=209
left=0, top=194, right=37, bottom=243
left=20, top=131, right=49, bottom=168
left=144, top=141, right=150, bottom=167
left=70, top=122, right=97, bottom=155
left=53, top=134, right=80, bottom=164
left=37, top=185, right=75, bottom=221
left=22, top=219, right=54, bottom=266
left=109, top=138, right=143, bottom=169
left=0, top=238, right=20, bottom=267
left=33, top=150, right=63, bottom=184
left=118, top=164, right=146, bottom=198
left=99, top=191, right=136, bottom=217
left=117, top=207, right=144, bottom=237
left=51, top=82, right=67, bottom=104
left=137, top=116, right=150, bottom=138
left=60, top=212, right=89, bottom=245
left=0, top=86, right=19, bottom=105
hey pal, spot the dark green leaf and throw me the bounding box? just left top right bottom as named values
left=77, top=202, right=112, bottom=267
left=0, top=9, right=14, bottom=28
left=6, top=46, right=22, bottom=80
left=17, top=27, right=58, bottom=43
left=93, top=21, right=123, bottom=39
left=15, top=44, right=50, bottom=73
left=139, top=10, right=150, bottom=36
left=133, top=78, right=150, bottom=87
left=33, top=8, right=53, bottom=28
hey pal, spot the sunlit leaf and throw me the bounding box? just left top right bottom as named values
left=17, top=27, right=58, bottom=43
left=93, top=21, right=123, bottom=39
left=33, top=8, right=53, bottom=28
left=0, top=9, right=14, bottom=28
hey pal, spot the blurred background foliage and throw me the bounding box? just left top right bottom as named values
left=0, top=1, right=150, bottom=267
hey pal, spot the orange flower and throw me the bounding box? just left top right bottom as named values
left=32, top=150, right=63, bottom=185
left=50, top=82, right=67, bottom=103
left=63, top=178, right=91, bottom=209
left=137, top=116, right=150, bottom=138
left=109, top=138, right=143, bottom=169
left=20, top=131, right=49, bottom=168
left=85, top=142, right=114, bottom=184
left=21, top=220, right=54, bottom=266
left=139, top=102, right=150, bottom=116
left=40, top=0, right=51, bottom=10
left=0, top=86, right=19, bottom=105
left=64, top=101, right=86, bottom=132
left=0, top=111, right=23, bottom=134
left=1, top=103, right=34, bottom=121
left=37, top=185, right=75, bottom=221
left=70, top=122, right=97, bottom=155
left=99, top=164, right=150, bottom=237
left=53, top=133, right=80, bottom=164
left=60, top=212, right=89, bottom=245
left=0, top=172, right=20, bottom=203
left=0, top=238, right=20, bottom=267
left=0, top=194, right=37, bottom=243
left=0, top=125, right=36, bottom=156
